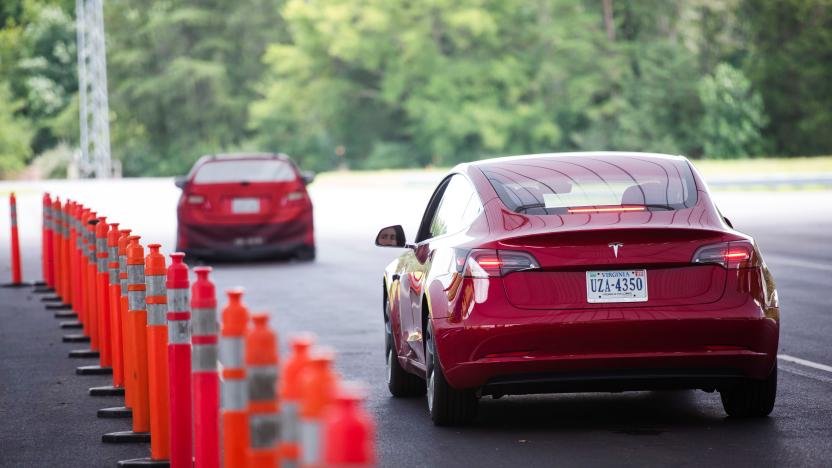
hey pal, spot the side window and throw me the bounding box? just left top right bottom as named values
left=428, top=175, right=480, bottom=239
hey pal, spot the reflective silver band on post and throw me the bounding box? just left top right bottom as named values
left=192, top=343, right=217, bottom=372
left=127, top=264, right=144, bottom=285
left=119, top=255, right=128, bottom=290
left=108, top=247, right=119, bottom=284
left=221, top=378, right=247, bottom=410
left=248, top=366, right=278, bottom=402
left=167, top=288, right=189, bottom=312
left=128, top=290, right=146, bottom=311
left=191, top=307, right=218, bottom=336
left=168, top=317, right=190, bottom=344
left=281, top=401, right=299, bottom=443
left=249, top=413, right=280, bottom=449
left=147, top=303, right=167, bottom=326
left=44, top=206, right=51, bottom=230
left=167, top=288, right=191, bottom=345
left=146, top=275, right=166, bottom=297
left=219, top=337, right=244, bottom=368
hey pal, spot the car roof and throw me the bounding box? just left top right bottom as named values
left=198, top=152, right=290, bottom=162
left=464, top=151, right=688, bottom=170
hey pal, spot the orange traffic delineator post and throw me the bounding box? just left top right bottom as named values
left=118, top=244, right=171, bottom=466
left=97, top=228, right=134, bottom=417
left=192, top=267, right=220, bottom=468
left=118, top=229, right=134, bottom=407
left=68, top=207, right=100, bottom=359
left=90, top=221, right=125, bottom=397
left=63, top=215, right=97, bottom=345
left=103, top=236, right=151, bottom=444
left=221, top=289, right=250, bottom=468
left=46, top=199, right=73, bottom=311
left=51, top=198, right=62, bottom=297
left=56, top=201, right=81, bottom=324
left=280, top=335, right=313, bottom=466
left=76, top=217, right=115, bottom=375
left=323, top=383, right=376, bottom=467
left=42, top=193, right=54, bottom=289
left=300, top=351, right=337, bottom=467
left=246, top=313, right=281, bottom=468
left=3, top=192, right=24, bottom=288
left=95, top=217, right=113, bottom=366
left=167, top=252, right=193, bottom=468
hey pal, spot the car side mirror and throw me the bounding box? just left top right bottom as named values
left=375, top=225, right=408, bottom=248
left=301, top=171, right=315, bottom=185
left=174, top=176, right=188, bottom=189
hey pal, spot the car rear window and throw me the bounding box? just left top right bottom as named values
left=480, top=154, right=698, bottom=214
left=192, top=159, right=296, bottom=184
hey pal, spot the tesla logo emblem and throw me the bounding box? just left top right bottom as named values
left=609, top=242, right=623, bottom=258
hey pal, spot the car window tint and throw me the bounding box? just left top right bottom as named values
left=193, top=160, right=296, bottom=183
left=429, top=176, right=479, bottom=238
left=481, top=155, right=698, bottom=214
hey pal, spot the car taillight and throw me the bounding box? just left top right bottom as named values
left=187, top=195, right=205, bottom=204
left=692, top=241, right=758, bottom=269
left=462, top=249, right=540, bottom=278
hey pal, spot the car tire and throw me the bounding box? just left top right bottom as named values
left=426, top=322, right=477, bottom=426
left=384, top=301, right=424, bottom=398
left=295, top=245, right=316, bottom=261
left=719, top=365, right=777, bottom=417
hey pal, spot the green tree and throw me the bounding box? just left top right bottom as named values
left=0, top=83, right=34, bottom=175
left=698, top=63, right=767, bottom=158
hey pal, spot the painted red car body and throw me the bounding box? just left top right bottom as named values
left=379, top=152, right=779, bottom=423
left=176, top=153, right=315, bottom=260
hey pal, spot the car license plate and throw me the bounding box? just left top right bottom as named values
left=586, top=270, right=648, bottom=303
left=231, top=198, right=260, bottom=214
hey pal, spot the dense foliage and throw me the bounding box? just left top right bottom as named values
left=1, top=0, right=831, bottom=176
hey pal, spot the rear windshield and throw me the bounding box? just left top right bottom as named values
left=192, top=159, right=296, bottom=184
left=481, top=154, right=698, bottom=214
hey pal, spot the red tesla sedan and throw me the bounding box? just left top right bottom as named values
left=376, top=152, right=779, bottom=425
left=176, top=153, right=315, bottom=260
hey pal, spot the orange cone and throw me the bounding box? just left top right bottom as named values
left=323, top=383, right=375, bottom=467
left=300, top=351, right=338, bottom=467
left=246, top=313, right=281, bottom=467
left=221, top=289, right=250, bottom=468
left=280, top=335, right=314, bottom=465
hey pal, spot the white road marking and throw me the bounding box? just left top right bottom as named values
left=765, top=255, right=832, bottom=272
left=778, top=354, right=832, bottom=373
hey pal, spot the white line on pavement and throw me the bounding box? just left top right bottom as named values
left=778, top=354, right=832, bottom=373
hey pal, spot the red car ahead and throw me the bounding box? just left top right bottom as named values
left=376, top=152, right=779, bottom=425
left=176, top=153, right=315, bottom=260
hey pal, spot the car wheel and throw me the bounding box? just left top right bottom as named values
left=384, top=301, right=424, bottom=398
left=425, top=322, right=477, bottom=426
left=720, top=366, right=777, bottom=417
left=295, top=245, right=316, bottom=261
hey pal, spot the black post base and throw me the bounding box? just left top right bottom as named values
left=90, top=385, right=124, bottom=396
left=41, top=295, right=62, bottom=302
left=33, top=285, right=53, bottom=294
left=76, top=365, right=112, bottom=375
left=98, top=406, right=132, bottom=418
left=53, top=311, right=76, bottom=319
left=60, top=321, right=83, bottom=329
left=1, top=282, right=30, bottom=288
left=102, top=431, right=150, bottom=444
left=47, top=303, right=73, bottom=311
left=33, top=281, right=47, bottom=287
left=118, top=457, right=169, bottom=467
left=68, top=349, right=98, bottom=359
left=62, top=334, right=90, bottom=343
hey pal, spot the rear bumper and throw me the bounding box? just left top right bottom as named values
left=433, top=301, right=779, bottom=391
left=177, top=214, right=314, bottom=260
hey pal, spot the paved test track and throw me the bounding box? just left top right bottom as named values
left=0, top=177, right=830, bottom=467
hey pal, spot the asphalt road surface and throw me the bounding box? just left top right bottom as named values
left=1, top=175, right=830, bottom=467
